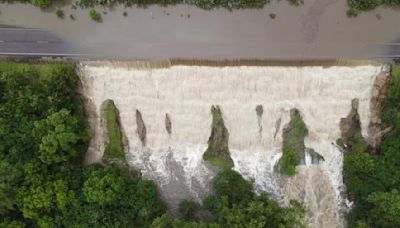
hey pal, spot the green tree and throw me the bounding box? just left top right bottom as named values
left=179, top=200, right=200, bottom=221
left=367, top=190, right=400, bottom=227
left=89, top=9, right=101, bottom=21
left=213, top=170, right=254, bottom=207
left=83, top=165, right=127, bottom=205
left=34, top=109, right=89, bottom=164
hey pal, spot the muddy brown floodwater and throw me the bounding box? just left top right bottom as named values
left=0, top=0, right=400, bottom=59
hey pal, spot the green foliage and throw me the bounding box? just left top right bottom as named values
left=269, top=13, right=276, bottom=19
left=34, top=109, right=89, bottom=164
left=203, top=106, right=234, bottom=170
left=153, top=171, right=305, bottom=228
left=347, top=8, right=359, bottom=17
left=30, top=0, right=51, bottom=8
left=344, top=64, right=400, bottom=227
left=0, top=160, right=22, bottom=214
left=151, top=213, right=219, bottom=228
left=366, top=189, right=400, bottom=227
left=89, top=9, right=101, bottom=21
left=349, top=0, right=383, bottom=11
left=56, top=8, right=64, bottom=18
left=213, top=170, right=254, bottom=207
left=179, top=200, right=200, bottom=221
left=202, top=153, right=233, bottom=170
left=103, top=100, right=125, bottom=162
left=277, top=110, right=307, bottom=175
left=0, top=62, right=165, bottom=227
left=278, top=149, right=297, bottom=175
left=287, top=0, right=303, bottom=6
left=347, top=0, right=400, bottom=15
left=83, top=164, right=127, bottom=205
left=382, top=64, right=400, bottom=131
left=218, top=195, right=306, bottom=228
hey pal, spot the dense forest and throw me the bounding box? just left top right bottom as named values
left=0, top=62, right=305, bottom=227
left=342, top=65, right=400, bottom=227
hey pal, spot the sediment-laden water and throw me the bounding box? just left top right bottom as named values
left=78, top=61, right=388, bottom=228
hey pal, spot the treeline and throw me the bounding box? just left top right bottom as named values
left=343, top=65, right=400, bottom=227
left=0, top=62, right=305, bottom=228
left=12, top=0, right=300, bottom=10
left=347, top=0, right=400, bottom=16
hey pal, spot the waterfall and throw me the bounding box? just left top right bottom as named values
left=79, top=62, right=387, bottom=228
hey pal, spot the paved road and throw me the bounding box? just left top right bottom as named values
left=0, top=27, right=82, bottom=57
left=2, top=1, right=400, bottom=60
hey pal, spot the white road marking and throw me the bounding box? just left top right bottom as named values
left=36, top=40, right=49, bottom=43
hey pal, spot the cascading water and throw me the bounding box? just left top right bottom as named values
left=78, top=61, right=388, bottom=228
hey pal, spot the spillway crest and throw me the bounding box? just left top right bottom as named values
left=79, top=62, right=388, bottom=228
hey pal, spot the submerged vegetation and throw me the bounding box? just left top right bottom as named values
left=343, top=64, right=400, bottom=227
left=277, top=109, right=308, bottom=175
left=203, top=106, right=234, bottom=170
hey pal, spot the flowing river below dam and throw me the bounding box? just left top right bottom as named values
left=78, top=61, right=389, bottom=228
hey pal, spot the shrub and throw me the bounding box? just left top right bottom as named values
left=213, top=170, right=254, bottom=207
left=56, top=8, right=64, bottom=18
left=179, top=200, right=200, bottom=221
left=30, top=0, right=51, bottom=8
left=347, top=8, right=359, bottom=17
left=89, top=9, right=101, bottom=21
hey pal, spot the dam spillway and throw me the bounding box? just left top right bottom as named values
left=78, top=61, right=388, bottom=228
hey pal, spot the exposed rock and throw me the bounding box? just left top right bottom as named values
left=274, top=116, right=282, bottom=140
left=165, top=113, right=172, bottom=135
left=368, top=67, right=391, bottom=152
left=136, top=110, right=147, bottom=146
left=339, top=99, right=361, bottom=144
left=203, top=105, right=234, bottom=170
left=338, top=99, right=368, bottom=153
left=306, top=148, right=325, bottom=165
left=256, top=105, right=263, bottom=138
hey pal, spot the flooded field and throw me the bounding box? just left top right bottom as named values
left=0, top=1, right=399, bottom=59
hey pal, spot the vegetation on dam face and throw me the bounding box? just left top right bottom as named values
left=103, top=100, right=125, bottom=163
left=203, top=105, right=234, bottom=170
left=276, top=109, right=308, bottom=176
left=342, top=64, right=400, bottom=228
left=0, top=61, right=308, bottom=227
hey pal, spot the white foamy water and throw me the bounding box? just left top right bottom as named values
left=79, top=62, right=385, bottom=228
